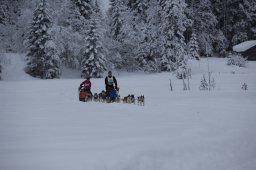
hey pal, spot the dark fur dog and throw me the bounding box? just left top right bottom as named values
left=122, top=94, right=135, bottom=104
left=98, top=90, right=107, bottom=102
left=137, top=95, right=145, bottom=106
left=93, top=93, right=99, bottom=102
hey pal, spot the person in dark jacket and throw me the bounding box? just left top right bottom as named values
left=105, top=71, right=118, bottom=95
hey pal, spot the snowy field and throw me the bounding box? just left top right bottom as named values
left=1, top=53, right=256, bottom=170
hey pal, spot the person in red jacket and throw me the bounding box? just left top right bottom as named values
left=79, top=76, right=92, bottom=95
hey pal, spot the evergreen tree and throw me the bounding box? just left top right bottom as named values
left=108, top=0, right=128, bottom=41
left=128, top=0, right=149, bottom=22
left=81, top=15, right=106, bottom=78
left=106, top=0, right=140, bottom=71
left=188, top=31, right=200, bottom=60
left=211, top=0, right=256, bottom=49
left=0, top=0, right=23, bottom=52
left=187, top=0, right=224, bottom=55
left=69, top=0, right=94, bottom=32
left=71, top=0, right=93, bottom=20
left=159, top=0, right=191, bottom=72
left=25, top=0, right=60, bottom=79
left=134, top=0, right=160, bottom=72
left=0, top=1, right=9, bottom=25
left=0, top=64, right=2, bottom=80
left=0, top=53, right=2, bottom=80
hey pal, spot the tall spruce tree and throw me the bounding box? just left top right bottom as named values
left=135, top=0, right=161, bottom=72
left=108, top=0, right=128, bottom=42
left=25, top=0, right=60, bottom=79
left=187, top=0, right=224, bottom=56
left=211, top=0, right=256, bottom=49
left=128, top=0, right=148, bottom=22
left=72, top=0, right=93, bottom=20
left=159, top=0, right=191, bottom=72
left=70, top=0, right=94, bottom=32
left=107, top=0, right=140, bottom=71
left=80, top=15, right=106, bottom=78
left=0, top=0, right=23, bottom=52
left=188, top=31, right=200, bottom=60
left=0, top=53, right=2, bottom=80
left=70, top=0, right=106, bottom=77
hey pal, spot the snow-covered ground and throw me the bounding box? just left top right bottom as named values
left=1, top=53, right=256, bottom=170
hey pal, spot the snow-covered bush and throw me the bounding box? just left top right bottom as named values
left=241, top=83, right=248, bottom=91
left=227, top=53, right=247, bottom=67
left=199, top=74, right=216, bottom=91
left=199, top=75, right=208, bottom=90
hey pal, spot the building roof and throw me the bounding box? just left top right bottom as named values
left=233, top=40, right=256, bottom=52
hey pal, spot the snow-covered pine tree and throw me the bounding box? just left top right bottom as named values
left=187, top=0, right=226, bottom=56
left=0, top=53, right=2, bottom=80
left=0, top=0, right=23, bottom=52
left=199, top=74, right=208, bottom=90
left=211, top=0, right=256, bottom=50
left=134, top=0, right=160, bottom=72
left=188, top=31, right=200, bottom=60
left=51, top=0, right=86, bottom=70
left=106, top=0, right=140, bottom=71
left=25, top=0, right=60, bottom=79
left=108, top=0, right=128, bottom=42
left=80, top=14, right=106, bottom=78
left=0, top=0, right=11, bottom=26
left=127, top=0, right=148, bottom=22
left=72, top=0, right=93, bottom=20
left=229, top=0, right=256, bottom=45
left=159, top=0, right=191, bottom=72
left=0, top=65, right=1, bottom=80
left=175, top=45, right=190, bottom=79
left=69, top=0, right=94, bottom=32
left=70, top=0, right=107, bottom=77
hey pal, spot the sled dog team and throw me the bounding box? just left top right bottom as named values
left=79, top=71, right=145, bottom=105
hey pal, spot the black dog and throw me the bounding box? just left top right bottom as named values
left=137, top=95, right=145, bottom=106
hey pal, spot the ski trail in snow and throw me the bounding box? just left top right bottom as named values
left=1, top=53, right=33, bottom=81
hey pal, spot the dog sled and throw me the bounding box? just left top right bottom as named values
left=78, top=87, right=145, bottom=106
left=78, top=86, right=93, bottom=102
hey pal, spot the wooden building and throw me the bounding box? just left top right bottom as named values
left=233, top=40, right=256, bottom=61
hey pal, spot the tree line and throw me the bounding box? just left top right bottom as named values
left=0, top=0, right=255, bottom=79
